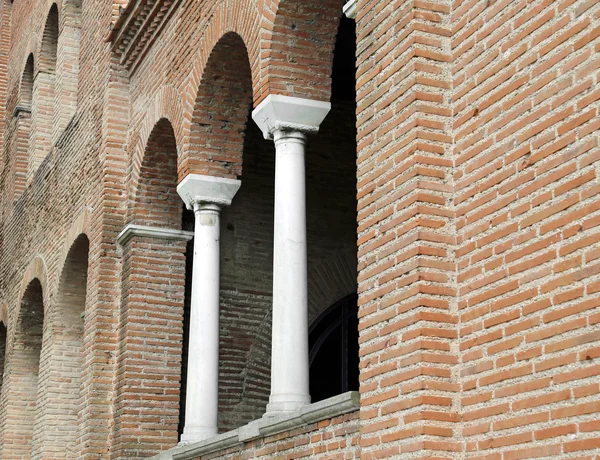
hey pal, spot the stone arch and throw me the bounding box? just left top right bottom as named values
left=31, top=3, right=59, bottom=181
left=180, top=31, right=254, bottom=180
left=34, top=234, right=89, bottom=457
left=262, top=0, right=343, bottom=101
left=129, top=118, right=181, bottom=228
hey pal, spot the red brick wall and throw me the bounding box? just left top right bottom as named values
left=201, top=411, right=360, bottom=460
left=454, top=0, right=600, bottom=457
left=356, top=0, right=460, bottom=458
left=0, top=0, right=598, bottom=458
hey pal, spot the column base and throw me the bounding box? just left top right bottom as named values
left=265, top=394, right=311, bottom=416
left=180, top=425, right=218, bottom=444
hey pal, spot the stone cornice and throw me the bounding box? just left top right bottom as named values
left=117, top=224, right=194, bottom=245
left=106, top=0, right=183, bottom=74
left=12, top=106, right=32, bottom=117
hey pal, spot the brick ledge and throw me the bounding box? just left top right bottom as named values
left=152, top=391, right=360, bottom=460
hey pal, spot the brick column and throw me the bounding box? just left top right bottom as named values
left=355, top=0, right=460, bottom=457
left=112, top=224, right=193, bottom=458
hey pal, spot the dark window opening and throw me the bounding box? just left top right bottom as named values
left=309, top=294, right=359, bottom=403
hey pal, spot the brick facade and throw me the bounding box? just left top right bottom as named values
left=0, top=0, right=598, bottom=458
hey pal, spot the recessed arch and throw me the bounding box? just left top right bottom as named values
left=130, top=85, right=185, bottom=192
left=130, top=118, right=181, bottom=228
left=183, top=31, right=253, bottom=180
left=54, top=0, right=81, bottom=138
left=33, top=234, right=89, bottom=457
left=1, top=278, right=46, bottom=458
left=18, top=54, right=34, bottom=110
left=39, top=4, right=59, bottom=74
left=30, top=3, right=59, bottom=182
left=13, top=54, right=34, bottom=201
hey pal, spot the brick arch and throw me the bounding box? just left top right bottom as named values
left=37, top=3, right=59, bottom=74
left=15, top=256, right=49, bottom=325
left=3, top=277, right=46, bottom=458
left=261, top=0, right=343, bottom=101
left=129, top=117, right=181, bottom=228
left=32, top=0, right=65, bottom=68
left=180, top=31, right=254, bottom=180
left=130, top=84, right=185, bottom=193
left=18, top=54, right=34, bottom=109
left=37, top=233, right=89, bottom=457
left=307, top=250, right=358, bottom=323
left=56, top=207, right=90, bottom=280
left=11, top=54, right=34, bottom=201
left=55, top=0, right=82, bottom=139
left=30, top=3, right=59, bottom=181
left=179, top=1, right=261, bottom=178
left=179, top=0, right=261, bottom=105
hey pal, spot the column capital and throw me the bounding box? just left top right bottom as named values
left=343, top=0, right=357, bottom=19
left=116, top=224, right=194, bottom=245
left=252, top=95, right=331, bottom=140
left=177, top=174, right=241, bottom=210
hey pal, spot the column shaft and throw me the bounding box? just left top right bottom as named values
left=182, top=203, right=222, bottom=442
left=267, top=129, right=311, bottom=414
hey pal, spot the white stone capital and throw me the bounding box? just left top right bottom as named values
left=116, top=224, right=194, bottom=245
left=343, top=0, right=357, bottom=19
left=251, top=95, right=331, bottom=140
left=177, top=174, right=241, bottom=210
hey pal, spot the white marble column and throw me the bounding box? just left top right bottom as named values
left=252, top=95, right=331, bottom=414
left=177, top=174, right=240, bottom=442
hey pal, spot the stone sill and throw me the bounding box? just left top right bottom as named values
left=152, top=391, right=360, bottom=460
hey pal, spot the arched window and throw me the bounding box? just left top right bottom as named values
left=309, top=294, right=359, bottom=403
